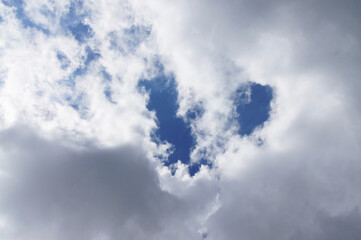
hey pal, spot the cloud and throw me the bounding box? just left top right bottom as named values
left=0, top=127, right=203, bottom=240
left=1, top=0, right=361, bottom=239
left=0, top=0, right=156, bottom=147
left=131, top=0, right=361, bottom=239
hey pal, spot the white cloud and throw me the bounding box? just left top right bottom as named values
left=1, top=0, right=361, bottom=239
left=0, top=0, right=157, bottom=147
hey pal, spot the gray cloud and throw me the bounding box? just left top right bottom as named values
left=0, top=127, right=198, bottom=240
left=143, top=1, right=361, bottom=239
left=206, top=150, right=361, bottom=240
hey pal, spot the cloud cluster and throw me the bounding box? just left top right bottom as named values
left=1, top=0, right=361, bottom=239
left=0, top=0, right=157, bottom=147
left=0, top=127, right=204, bottom=240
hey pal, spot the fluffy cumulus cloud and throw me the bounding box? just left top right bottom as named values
left=1, top=0, right=361, bottom=239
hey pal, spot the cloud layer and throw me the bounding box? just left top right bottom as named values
left=1, top=0, right=361, bottom=239
left=0, top=127, right=202, bottom=240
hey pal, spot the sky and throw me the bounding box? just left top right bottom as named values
left=0, top=0, right=361, bottom=239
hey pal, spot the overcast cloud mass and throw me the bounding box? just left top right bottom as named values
left=1, top=0, right=361, bottom=239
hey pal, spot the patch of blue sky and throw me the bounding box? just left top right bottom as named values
left=59, top=46, right=100, bottom=88
left=60, top=0, right=93, bottom=43
left=124, top=25, right=151, bottom=50
left=2, top=0, right=50, bottom=34
left=99, top=69, right=115, bottom=103
left=103, top=86, right=116, bottom=104
left=138, top=73, right=195, bottom=168
left=109, top=25, right=151, bottom=54
left=100, top=69, right=112, bottom=82
left=139, top=59, right=213, bottom=175
left=56, top=46, right=100, bottom=118
left=84, top=46, right=100, bottom=65
left=139, top=67, right=272, bottom=175
left=64, top=92, right=89, bottom=119
left=188, top=158, right=212, bottom=176
left=234, top=82, right=273, bottom=136
left=185, top=102, right=205, bottom=122
left=56, top=52, right=71, bottom=70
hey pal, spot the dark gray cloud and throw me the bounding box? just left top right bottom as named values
left=206, top=152, right=361, bottom=240
left=0, top=127, right=198, bottom=240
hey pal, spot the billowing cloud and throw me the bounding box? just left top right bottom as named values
left=0, top=127, right=205, bottom=239
left=1, top=0, right=361, bottom=239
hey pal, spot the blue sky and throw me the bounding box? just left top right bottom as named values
left=1, top=0, right=361, bottom=239
left=139, top=69, right=273, bottom=175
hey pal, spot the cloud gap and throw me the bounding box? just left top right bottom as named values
left=233, top=82, right=273, bottom=136
left=60, top=0, right=93, bottom=43
left=138, top=74, right=194, bottom=164
left=137, top=62, right=214, bottom=175
left=2, top=0, right=50, bottom=34
left=109, top=24, right=151, bottom=54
